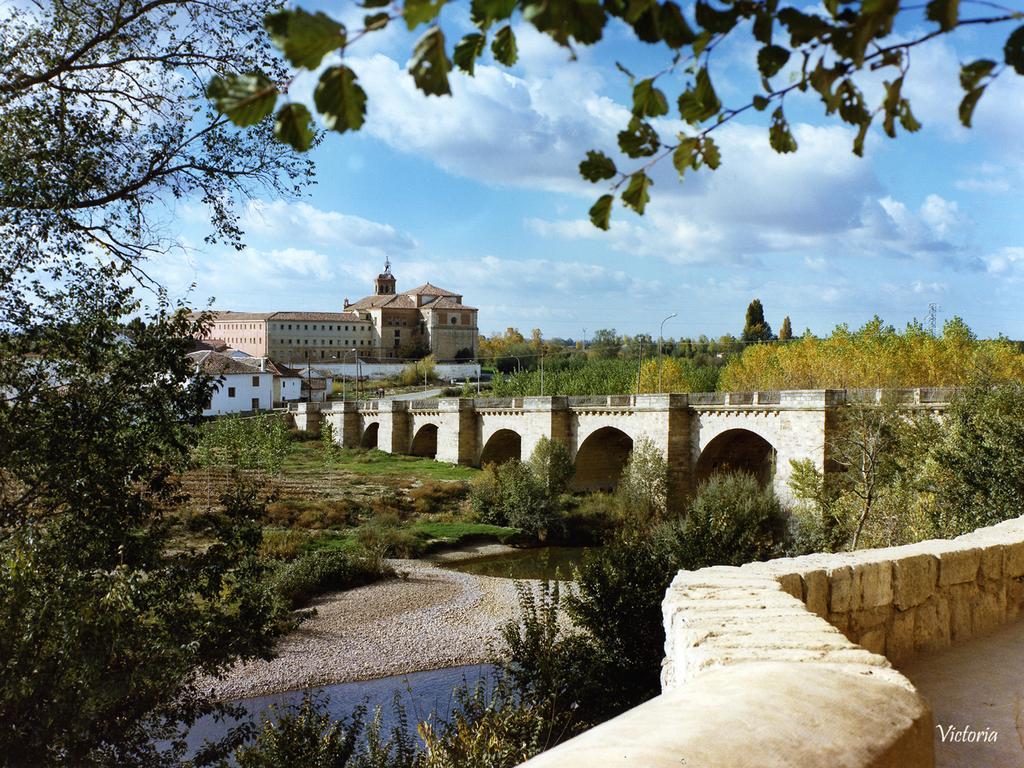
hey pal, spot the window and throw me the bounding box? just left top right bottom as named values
left=251, top=375, right=259, bottom=386
left=320, top=351, right=325, bottom=359
left=304, top=324, right=308, bottom=330
left=394, top=329, right=400, bottom=337
left=329, top=340, right=333, bottom=345
left=450, top=316, right=458, bottom=325
left=228, top=387, right=236, bottom=398
left=251, top=397, right=260, bottom=410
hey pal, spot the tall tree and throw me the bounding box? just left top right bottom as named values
left=779, top=316, right=793, bottom=341
left=1, top=1, right=312, bottom=764
left=741, top=299, right=774, bottom=343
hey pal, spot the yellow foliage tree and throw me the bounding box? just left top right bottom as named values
left=719, top=317, right=1024, bottom=391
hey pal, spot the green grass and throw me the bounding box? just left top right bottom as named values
left=303, top=521, right=519, bottom=557
left=282, top=441, right=480, bottom=482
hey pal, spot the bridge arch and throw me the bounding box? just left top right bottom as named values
left=694, top=428, right=776, bottom=487
left=571, top=426, right=633, bottom=492
left=410, top=423, right=438, bottom=458
left=479, top=429, right=522, bottom=466
left=360, top=421, right=379, bottom=449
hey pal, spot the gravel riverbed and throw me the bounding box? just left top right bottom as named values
left=206, top=558, right=532, bottom=700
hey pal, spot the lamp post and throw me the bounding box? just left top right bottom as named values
left=658, top=312, right=678, bottom=393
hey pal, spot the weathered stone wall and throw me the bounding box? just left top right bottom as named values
left=737, top=516, right=1024, bottom=664
left=521, top=517, right=1024, bottom=767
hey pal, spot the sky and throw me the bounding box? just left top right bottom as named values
left=151, top=2, right=1024, bottom=342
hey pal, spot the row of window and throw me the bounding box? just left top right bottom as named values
left=273, top=323, right=368, bottom=332
left=273, top=339, right=367, bottom=347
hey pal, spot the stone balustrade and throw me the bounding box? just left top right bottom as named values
left=519, top=516, right=1024, bottom=768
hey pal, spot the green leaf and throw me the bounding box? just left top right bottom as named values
left=881, top=76, right=902, bottom=138
left=618, top=120, right=660, bottom=158
left=621, top=172, right=652, bottom=215
left=589, top=194, right=614, bottom=230
left=314, top=66, right=366, bottom=133
left=363, top=0, right=391, bottom=7
left=206, top=72, right=277, bottom=127
left=692, top=30, right=713, bottom=57
left=677, top=68, right=720, bottom=124
left=695, top=1, right=739, bottom=34
left=1005, top=25, right=1024, bottom=75
left=410, top=26, right=452, bottom=96
left=264, top=9, right=345, bottom=70
left=453, top=33, right=486, bottom=75
left=757, top=44, right=790, bottom=78
left=768, top=107, right=798, bottom=153
left=925, top=0, right=959, bottom=32
left=523, top=0, right=605, bottom=46
left=471, top=0, right=517, bottom=29
left=632, top=78, right=669, bottom=118
left=491, top=25, right=518, bottom=66
left=579, top=150, right=618, bottom=182
left=364, top=12, right=390, bottom=31
left=852, top=116, right=870, bottom=157
left=274, top=103, right=315, bottom=151
left=404, top=0, right=446, bottom=30
left=959, top=59, right=996, bottom=91
left=753, top=12, right=773, bottom=44
left=898, top=100, right=921, bottom=133
left=700, top=136, right=721, bottom=169
left=752, top=94, right=770, bottom=111
left=672, top=138, right=699, bottom=177
left=958, top=86, right=986, bottom=128
left=660, top=2, right=696, bottom=48
left=777, top=8, right=833, bottom=45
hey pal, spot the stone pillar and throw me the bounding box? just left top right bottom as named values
left=435, top=398, right=478, bottom=465
left=773, top=390, right=835, bottom=503
left=324, top=401, right=361, bottom=447
left=292, top=401, right=322, bottom=434
left=633, top=394, right=691, bottom=510
left=376, top=399, right=410, bottom=454
left=520, top=396, right=570, bottom=460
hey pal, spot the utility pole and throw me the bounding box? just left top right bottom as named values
left=540, top=350, right=545, bottom=396
left=927, top=303, right=941, bottom=336
left=658, top=312, right=678, bottom=393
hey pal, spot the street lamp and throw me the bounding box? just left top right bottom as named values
left=658, top=312, right=678, bottom=393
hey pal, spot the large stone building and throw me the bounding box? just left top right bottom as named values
left=344, top=261, right=478, bottom=360
left=202, top=311, right=373, bottom=364
left=196, top=263, right=478, bottom=362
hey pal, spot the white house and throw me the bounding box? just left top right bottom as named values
left=258, top=359, right=303, bottom=405
left=188, top=350, right=274, bottom=416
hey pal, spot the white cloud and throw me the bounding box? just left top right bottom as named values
left=241, top=200, right=416, bottom=253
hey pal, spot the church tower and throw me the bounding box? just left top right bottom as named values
left=374, top=258, right=397, bottom=296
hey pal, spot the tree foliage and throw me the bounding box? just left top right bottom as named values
left=741, top=298, right=774, bottom=343
left=721, top=316, right=1024, bottom=390
left=209, top=0, right=1024, bottom=228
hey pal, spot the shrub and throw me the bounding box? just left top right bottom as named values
left=409, top=481, right=470, bottom=515
left=527, top=436, right=574, bottom=497
left=269, top=550, right=385, bottom=610
left=260, top=529, right=307, bottom=560
left=616, top=436, right=669, bottom=528
left=561, top=493, right=619, bottom=544
left=658, top=472, right=787, bottom=569
left=469, top=460, right=557, bottom=540
left=356, top=512, right=420, bottom=564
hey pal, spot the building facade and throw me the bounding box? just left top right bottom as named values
left=201, top=311, right=373, bottom=364
left=344, top=261, right=478, bottom=360
left=188, top=350, right=274, bottom=415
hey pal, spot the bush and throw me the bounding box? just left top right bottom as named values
left=356, top=512, right=420, bottom=564
left=260, top=529, right=307, bottom=560
left=658, top=472, right=787, bottom=569
left=527, top=436, right=574, bottom=497
left=468, top=460, right=557, bottom=540
left=616, top=436, right=669, bottom=528
left=409, top=481, right=470, bottom=515
left=269, top=550, right=385, bottom=610
left=561, top=493, right=619, bottom=544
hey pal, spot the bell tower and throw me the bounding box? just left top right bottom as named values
left=374, top=258, right=396, bottom=296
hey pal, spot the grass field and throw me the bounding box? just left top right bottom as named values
left=282, top=441, right=480, bottom=482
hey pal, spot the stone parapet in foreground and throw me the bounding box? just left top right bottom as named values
left=522, top=515, right=1024, bottom=767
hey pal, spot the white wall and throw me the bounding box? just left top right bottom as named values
left=310, top=361, right=481, bottom=380
left=275, top=376, right=302, bottom=403
left=204, top=372, right=274, bottom=416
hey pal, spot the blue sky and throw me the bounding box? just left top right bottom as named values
left=152, top=3, right=1024, bottom=341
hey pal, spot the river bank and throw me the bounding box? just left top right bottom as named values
left=205, top=558, right=527, bottom=700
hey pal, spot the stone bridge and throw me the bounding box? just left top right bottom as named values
left=324, top=388, right=952, bottom=502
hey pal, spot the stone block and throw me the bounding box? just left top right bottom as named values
left=852, top=605, right=892, bottom=635
left=801, top=569, right=829, bottom=618
left=912, top=595, right=951, bottom=653
left=887, top=609, right=915, bottom=663
left=858, top=628, right=886, bottom=656
left=946, top=582, right=975, bottom=643
left=775, top=572, right=803, bottom=600
left=1005, top=540, right=1024, bottom=578
left=893, top=554, right=937, bottom=610
left=854, top=560, right=893, bottom=608
left=1007, top=578, right=1024, bottom=621
left=827, top=611, right=852, bottom=639
left=979, top=544, right=1004, bottom=581
left=937, top=547, right=981, bottom=586
left=828, top=565, right=853, bottom=613
left=972, top=586, right=1006, bottom=636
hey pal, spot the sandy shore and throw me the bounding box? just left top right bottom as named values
left=205, top=559, right=528, bottom=700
